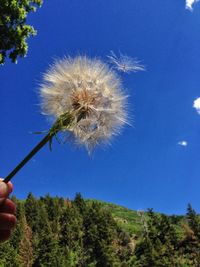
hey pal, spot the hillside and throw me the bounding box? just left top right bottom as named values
left=86, top=199, right=144, bottom=235
left=86, top=199, right=185, bottom=237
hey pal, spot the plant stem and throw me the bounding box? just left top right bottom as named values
left=3, top=112, right=73, bottom=183
left=3, top=132, right=53, bottom=183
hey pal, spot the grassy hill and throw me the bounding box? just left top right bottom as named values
left=86, top=199, right=185, bottom=237
left=86, top=199, right=147, bottom=235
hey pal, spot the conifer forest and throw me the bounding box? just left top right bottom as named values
left=0, top=194, right=200, bottom=267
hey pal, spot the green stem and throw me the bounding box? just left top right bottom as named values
left=3, top=111, right=74, bottom=183
left=3, top=132, right=53, bottom=183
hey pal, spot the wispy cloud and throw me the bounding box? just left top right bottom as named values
left=186, top=0, right=200, bottom=11
left=178, top=141, right=188, bottom=147
left=193, top=97, right=200, bottom=115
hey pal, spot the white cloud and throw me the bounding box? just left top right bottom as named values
left=186, top=0, right=200, bottom=11
left=193, top=97, right=200, bottom=115
left=178, top=141, right=188, bottom=147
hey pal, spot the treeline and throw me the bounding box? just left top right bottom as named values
left=0, top=194, right=200, bottom=267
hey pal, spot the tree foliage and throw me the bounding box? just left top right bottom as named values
left=0, top=193, right=133, bottom=266
left=1, top=196, right=200, bottom=266
left=133, top=206, right=200, bottom=267
left=0, top=0, right=42, bottom=64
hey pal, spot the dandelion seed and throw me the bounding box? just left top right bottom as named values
left=40, top=56, right=128, bottom=151
left=107, top=51, right=145, bottom=73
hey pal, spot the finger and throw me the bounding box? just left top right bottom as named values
left=0, top=213, right=16, bottom=230
left=0, top=179, right=13, bottom=205
left=6, top=181, right=13, bottom=194
left=0, top=179, right=13, bottom=196
left=0, top=229, right=11, bottom=243
left=0, top=199, right=16, bottom=214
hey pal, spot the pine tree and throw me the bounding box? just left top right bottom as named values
left=178, top=204, right=200, bottom=265
left=134, top=209, right=179, bottom=267
left=59, top=203, right=84, bottom=266
left=83, top=202, right=121, bottom=266
left=186, top=203, right=200, bottom=239
left=178, top=223, right=199, bottom=266
left=25, top=193, right=40, bottom=233
left=33, top=202, right=60, bottom=267
left=74, top=193, right=87, bottom=215
left=18, top=217, right=33, bottom=267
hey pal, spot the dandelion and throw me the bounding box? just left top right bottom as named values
left=107, top=51, right=145, bottom=73
left=40, top=56, right=128, bottom=150
left=4, top=55, right=128, bottom=183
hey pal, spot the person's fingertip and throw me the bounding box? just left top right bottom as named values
left=7, top=182, right=13, bottom=194
left=0, top=182, right=9, bottom=198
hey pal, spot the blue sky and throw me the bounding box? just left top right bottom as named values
left=1, top=0, right=200, bottom=214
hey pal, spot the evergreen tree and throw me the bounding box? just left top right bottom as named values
left=178, top=223, right=200, bottom=266
left=40, top=194, right=63, bottom=234
left=25, top=193, right=40, bottom=233
left=83, top=202, right=121, bottom=266
left=186, top=203, right=200, bottom=239
left=134, top=209, right=179, bottom=267
left=74, top=193, right=87, bottom=215
left=59, top=203, right=84, bottom=266
left=33, top=203, right=60, bottom=267
left=178, top=204, right=200, bottom=266
left=18, top=217, right=33, bottom=267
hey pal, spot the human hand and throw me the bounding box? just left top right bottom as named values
left=0, top=179, right=16, bottom=242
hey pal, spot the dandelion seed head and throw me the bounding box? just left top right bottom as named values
left=108, top=51, right=145, bottom=73
left=40, top=56, right=128, bottom=151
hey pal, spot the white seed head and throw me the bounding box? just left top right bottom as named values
left=40, top=56, right=128, bottom=151
left=107, top=51, right=145, bottom=73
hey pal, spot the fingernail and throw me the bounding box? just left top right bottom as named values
left=0, top=182, right=8, bottom=198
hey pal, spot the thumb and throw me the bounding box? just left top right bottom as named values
left=0, top=182, right=9, bottom=198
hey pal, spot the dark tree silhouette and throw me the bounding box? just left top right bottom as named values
left=0, top=0, right=42, bottom=64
